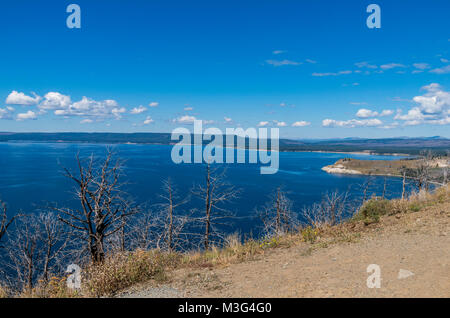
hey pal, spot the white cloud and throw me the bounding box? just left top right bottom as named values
left=430, top=65, right=450, bottom=74
left=39, top=92, right=71, bottom=110
left=80, top=119, right=93, bottom=124
left=356, top=108, right=379, bottom=118
left=266, top=59, right=302, bottom=66
left=312, top=70, right=352, bottom=77
left=6, top=91, right=41, bottom=106
left=257, top=121, right=269, bottom=127
left=305, top=59, right=317, bottom=64
left=272, top=50, right=286, bottom=55
left=356, top=108, right=393, bottom=118
left=149, top=102, right=159, bottom=107
left=292, top=121, right=311, bottom=127
left=394, top=83, right=450, bottom=126
left=130, top=105, right=147, bottom=114
left=355, top=62, right=377, bottom=69
left=143, top=116, right=154, bottom=125
left=173, top=115, right=197, bottom=124
left=51, top=96, right=124, bottom=120
left=322, top=118, right=383, bottom=128
left=413, top=63, right=430, bottom=70
left=380, top=63, right=406, bottom=70
left=275, top=121, right=287, bottom=127
left=380, top=109, right=394, bottom=116
left=224, top=117, right=233, bottom=124
left=184, top=106, right=193, bottom=111
left=440, top=58, right=449, bottom=63
left=16, top=110, right=37, bottom=121
left=0, top=107, right=14, bottom=119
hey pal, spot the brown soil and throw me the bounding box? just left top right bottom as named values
left=119, top=201, right=450, bottom=298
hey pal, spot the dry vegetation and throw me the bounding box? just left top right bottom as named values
left=2, top=184, right=445, bottom=298
left=328, top=156, right=448, bottom=179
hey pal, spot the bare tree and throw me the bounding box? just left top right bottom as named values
left=192, top=165, right=239, bottom=250
left=6, top=213, right=68, bottom=292
left=55, top=152, right=136, bottom=264
left=127, top=209, right=161, bottom=251
left=39, top=213, right=70, bottom=283
left=0, top=201, right=21, bottom=248
left=257, top=187, right=298, bottom=236
left=360, top=177, right=375, bottom=204
left=155, top=178, right=191, bottom=252
left=401, top=168, right=408, bottom=200
left=302, top=191, right=352, bottom=228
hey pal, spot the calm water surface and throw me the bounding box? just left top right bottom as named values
left=0, top=142, right=407, bottom=235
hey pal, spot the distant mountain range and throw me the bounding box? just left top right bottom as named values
left=0, top=132, right=449, bottom=155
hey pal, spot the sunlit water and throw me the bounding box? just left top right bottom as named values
left=0, top=142, right=410, bottom=237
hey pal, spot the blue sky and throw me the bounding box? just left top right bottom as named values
left=0, top=0, right=449, bottom=138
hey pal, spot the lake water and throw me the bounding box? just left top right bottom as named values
left=0, top=142, right=407, bottom=236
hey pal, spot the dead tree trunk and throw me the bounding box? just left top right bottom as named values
left=193, top=165, right=239, bottom=250
left=56, top=152, right=136, bottom=264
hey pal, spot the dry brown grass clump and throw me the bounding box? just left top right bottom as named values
left=0, top=285, right=9, bottom=298
left=83, top=249, right=181, bottom=297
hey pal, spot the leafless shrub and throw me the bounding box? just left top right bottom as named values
left=6, top=213, right=69, bottom=292
left=256, top=187, right=298, bottom=237
left=301, top=191, right=352, bottom=228
left=192, top=165, right=240, bottom=250
left=0, top=201, right=21, bottom=248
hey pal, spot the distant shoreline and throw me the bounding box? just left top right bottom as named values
left=0, top=140, right=413, bottom=157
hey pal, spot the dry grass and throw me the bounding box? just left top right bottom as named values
left=332, top=157, right=447, bottom=177
left=83, top=250, right=181, bottom=297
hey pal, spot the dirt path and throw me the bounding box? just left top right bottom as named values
left=119, top=202, right=450, bottom=298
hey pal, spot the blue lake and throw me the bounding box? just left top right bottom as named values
left=0, top=142, right=407, bottom=236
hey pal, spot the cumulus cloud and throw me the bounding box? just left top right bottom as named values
left=322, top=118, right=383, bottom=128
left=143, top=116, right=154, bottom=125
left=291, top=121, right=311, bottom=127
left=130, top=105, right=147, bottom=114
left=48, top=96, right=124, bottom=120
left=149, top=102, right=159, bottom=107
left=356, top=109, right=379, bottom=118
left=275, top=121, right=287, bottom=127
left=356, top=108, right=393, bottom=118
left=380, top=109, right=394, bottom=116
left=6, top=91, right=41, bottom=106
left=16, top=110, right=37, bottom=121
left=39, top=92, right=72, bottom=111
left=173, top=115, right=197, bottom=124
left=257, top=121, right=270, bottom=127
left=224, top=117, right=233, bottom=124
left=394, top=83, right=450, bottom=126
left=80, top=119, right=93, bottom=124
left=0, top=107, right=15, bottom=119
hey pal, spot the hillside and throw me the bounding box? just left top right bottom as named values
left=118, top=190, right=450, bottom=298
left=1, top=133, right=449, bottom=155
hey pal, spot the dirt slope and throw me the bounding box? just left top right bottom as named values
left=119, top=201, right=450, bottom=298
